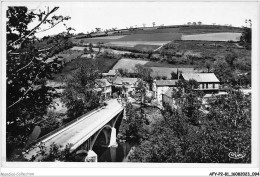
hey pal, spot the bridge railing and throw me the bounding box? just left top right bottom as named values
left=31, top=105, right=105, bottom=147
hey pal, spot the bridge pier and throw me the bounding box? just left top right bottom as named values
left=109, top=127, right=118, bottom=147
left=85, top=150, right=98, bottom=162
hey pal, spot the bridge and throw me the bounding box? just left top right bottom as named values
left=24, top=99, right=124, bottom=162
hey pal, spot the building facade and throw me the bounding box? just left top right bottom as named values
left=180, top=73, right=220, bottom=94
left=152, top=80, right=178, bottom=105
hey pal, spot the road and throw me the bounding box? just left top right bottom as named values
left=24, top=99, right=123, bottom=161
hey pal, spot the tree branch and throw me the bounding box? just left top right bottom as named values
left=9, top=7, right=59, bottom=47
left=7, top=68, right=41, bottom=109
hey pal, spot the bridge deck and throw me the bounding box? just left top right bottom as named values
left=24, top=99, right=123, bottom=161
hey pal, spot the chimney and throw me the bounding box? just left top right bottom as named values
left=177, top=68, right=180, bottom=80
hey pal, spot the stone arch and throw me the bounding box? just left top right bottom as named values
left=111, top=110, right=124, bottom=128
left=89, top=124, right=112, bottom=150
left=89, top=110, right=124, bottom=150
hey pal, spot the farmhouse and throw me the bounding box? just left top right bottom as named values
left=95, top=79, right=112, bottom=100
left=152, top=79, right=178, bottom=105
left=180, top=73, right=220, bottom=93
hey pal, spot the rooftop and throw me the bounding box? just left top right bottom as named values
left=155, top=80, right=178, bottom=86
left=107, top=70, right=117, bottom=76
left=96, top=79, right=112, bottom=87
left=181, top=73, right=220, bottom=83
left=113, top=77, right=139, bottom=85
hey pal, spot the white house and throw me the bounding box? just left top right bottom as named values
left=152, top=80, right=178, bottom=105
left=180, top=73, right=220, bottom=93
left=95, top=79, right=112, bottom=100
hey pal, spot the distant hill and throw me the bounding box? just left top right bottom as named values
left=75, top=25, right=242, bottom=39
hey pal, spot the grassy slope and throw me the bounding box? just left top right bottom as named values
left=162, top=40, right=251, bottom=60
left=55, top=56, right=120, bottom=80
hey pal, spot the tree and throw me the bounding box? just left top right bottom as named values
left=240, top=19, right=252, bottom=49
left=198, top=21, right=202, bottom=25
left=213, top=59, right=234, bottom=83
left=61, top=65, right=101, bottom=121
left=135, top=80, right=148, bottom=105
left=95, top=27, right=101, bottom=33
left=187, top=22, right=191, bottom=25
left=142, top=23, right=146, bottom=27
left=6, top=6, right=71, bottom=160
left=196, top=60, right=212, bottom=73
left=134, top=64, right=153, bottom=88
left=171, top=71, right=178, bottom=79
left=97, top=42, right=102, bottom=53
left=89, top=42, right=94, bottom=53
left=147, top=50, right=153, bottom=59
left=129, top=85, right=251, bottom=163
left=122, top=102, right=147, bottom=142
left=204, top=61, right=212, bottom=73
left=152, top=22, right=156, bottom=27
left=172, top=79, right=204, bottom=126
left=225, top=51, right=237, bottom=68
left=205, top=89, right=251, bottom=163
left=83, top=47, right=88, bottom=54
left=192, top=22, right=197, bottom=25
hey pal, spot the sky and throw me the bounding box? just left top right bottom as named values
left=4, top=1, right=258, bottom=38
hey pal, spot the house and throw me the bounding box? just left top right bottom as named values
left=180, top=73, right=220, bottom=94
left=162, top=88, right=177, bottom=109
left=95, top=79, right=112, bottom=100
left=112, top=77, right=140, bottom=96
left=152, top=80, right=178, bottom=105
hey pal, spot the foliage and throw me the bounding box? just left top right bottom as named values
left=240, top=19, right=252, bottom=50
left=38, top=111, right=63, bottom=137
left=225, top=51, right=237, bottom=68
left=134, top=64, right=153, bottom=88
left=213, top=59, right=234, bottom=83
left=171, top=71, right=178, bottom=79
left=100, top=51, right=121, bottom=60
left=129, top=87, right=251, bottom=163
left=123, top=103, right=147, bottom=142
left=172, top=79, right=204, bottom=125
left=27, top=143, right=78, bottom=162
left=6, top=6, right=72, bottom=160
left=61, top=65, right=101, bottom=120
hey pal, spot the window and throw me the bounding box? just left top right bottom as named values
left=206, top=83, right=208, bottom=89
left=202, top=83, right=204, bottom=89
left=213, top=83, right=215, bottom=88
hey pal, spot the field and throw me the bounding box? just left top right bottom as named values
left=54, top=55, right=120, bottom=81
left=181, top=32, right=241, bottom=41
left=116, top=33, right=182, bottom=41
left=112, top=58, right=193, bottom=78
left=112, top=58, right=149, bottom=72
left=71, top=25, right=243, bottom=52
left=71, top=33, right=181, bottom=51
left=70, top=35, right=126, bottom=44
left=46, top=49, right=83, bottom=64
